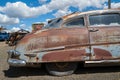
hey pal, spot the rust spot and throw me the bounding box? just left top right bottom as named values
left=42, top=49, right=86, bottom=62
left=93, top=48, right=112, bottom=60
left=36, top=57, right=39, bottom=62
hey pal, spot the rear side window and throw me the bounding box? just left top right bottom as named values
left=89, top=13, right=120, bottom=27
left=64, top=17, right=84, bottom=28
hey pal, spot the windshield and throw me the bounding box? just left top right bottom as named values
left=89, top=13, right=120, bottom=26
left=0, top=32, right=7, bottom=35
left=43, top=18, right=63, bottom=29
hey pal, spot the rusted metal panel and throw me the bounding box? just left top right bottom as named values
left=89, top=26, right=120, bottom=44
left=42, top=49, right=87, bottom=62
left=89, top=26, right=120, bottom=60
left=93, top=48, right=112, bottom=59
left=16, top=27, right=90, bottom=62
left=91, top=44, right=120, bottom=60
left=47, top=28, right=89, bottom=48
left=17, top=27, right=89, bottom=50
left=22, top=47, right=91, bottom=63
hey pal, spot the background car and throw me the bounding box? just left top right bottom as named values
left=0, top=31, right=9, bottom=41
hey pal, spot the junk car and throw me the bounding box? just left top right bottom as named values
left=0, top=31, right=9, bottom=41
left=7, top=9, right=120, bottom=76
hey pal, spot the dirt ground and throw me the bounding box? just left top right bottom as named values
left=1, top=42, right=120, bottom=80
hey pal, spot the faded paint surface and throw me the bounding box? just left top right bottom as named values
left=91, top=44, right=120, bottom=60
left=89, top=27, right=120, bottom=44
left=14, top=9, right=120, bottom=63
left=89, top=26, right=120, bottom=60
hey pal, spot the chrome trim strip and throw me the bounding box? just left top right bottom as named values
left=33, top=46, right=65, bottom=53
left=85, top=60, right=120, bottom=64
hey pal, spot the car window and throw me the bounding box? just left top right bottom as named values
left=0, top=32, right=7, bottom=35
left=89, top=13, right=120, bottom=27
left=64, top=17, right=84, bottom=28
left=43, top=18, right=62, bottom=29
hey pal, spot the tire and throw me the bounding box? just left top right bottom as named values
left=46, top=62, right=78, bottom=76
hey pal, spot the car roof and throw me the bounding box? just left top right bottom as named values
left=62, top=9, right=120, bottom=20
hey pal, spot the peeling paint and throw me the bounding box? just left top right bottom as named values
left=13, top=9, right=120, bottom=64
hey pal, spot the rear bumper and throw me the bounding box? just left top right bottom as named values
left=8, top=59, right=26, bottom=67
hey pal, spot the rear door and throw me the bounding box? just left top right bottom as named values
left=88, top=13, right=120, bottom=60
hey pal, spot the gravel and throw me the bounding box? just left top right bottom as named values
left=0, top=42, right=120, bottom=80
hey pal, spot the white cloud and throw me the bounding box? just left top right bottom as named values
left=20, top=24, right=26, bottom=28
left=111, top=2, right=120, bottom=8
left=53, top=8, right=72, bottom=17
left=0, top=2, right=50, bottom=18
left=1, top=0, right=119, bottom=26
left=11, top=27, right=20, bottom=32
left=47, top=0, right=107, bottom=18
left=38, top=0, right=48, bottom=4
left=47, top=0, right=107, bottom=11
left=0, top=0, right=108, bottom=19
left=19, top=24, right=32, bottom=31
left=0, top=13, right=19, bottom=24
left=104, top=2, right=120, bottom=9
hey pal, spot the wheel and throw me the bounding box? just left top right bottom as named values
left=46, top=62, right=78, bottom=76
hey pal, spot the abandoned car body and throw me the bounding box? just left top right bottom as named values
left=7, top=9, right=120, bottom=76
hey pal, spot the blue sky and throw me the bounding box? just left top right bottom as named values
left=0, top=0, right=120, bottom=31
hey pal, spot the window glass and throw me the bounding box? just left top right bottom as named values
left=0, top=32, right=7, bottom=35
left=43, top=18, right=62, bottom=29
left=64, top=17, right=84, bottom=28
left=1, top=33, right=6, bottom=35
left=89, top=13, right=120, bottom=27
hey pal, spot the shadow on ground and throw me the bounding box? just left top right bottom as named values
left=3, top=65, right=48, bottom=77
left=3, top=64, right=120, bottom=77
left=75, top=65, right=120, bottom=74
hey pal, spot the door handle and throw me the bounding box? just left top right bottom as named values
left=89, top=29, right=99, bottom=32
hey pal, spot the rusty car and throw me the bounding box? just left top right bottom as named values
left=7, top=9, right=120, bottom=76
